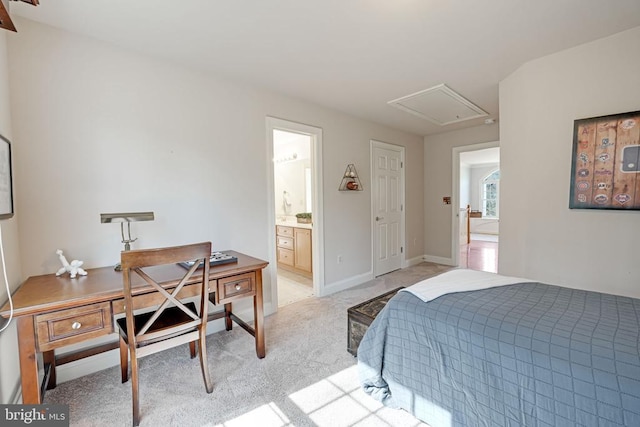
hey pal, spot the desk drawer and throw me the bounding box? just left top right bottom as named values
left=217, top=272, right=255, bottom=303
left=111, top=283, right=203, bottom=314
left=36, top=302, right=113, bottom=351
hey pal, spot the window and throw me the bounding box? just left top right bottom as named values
left=482, top=169, right=500, bottom=218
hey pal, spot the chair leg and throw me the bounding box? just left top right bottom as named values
left=198, top=328, right=213, bottom=393
left=119, top=336, right=129, bottom=383
left=131, top=355, right=140, bottom=426
left=189, top=341, right=196, bottom=359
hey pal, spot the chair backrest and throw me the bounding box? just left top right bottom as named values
left=120, top=242, right=211, bottom=346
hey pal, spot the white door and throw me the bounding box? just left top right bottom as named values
left=372, top=141, right=404, bottom=276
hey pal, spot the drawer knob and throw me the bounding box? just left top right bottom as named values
left=235, top=284, right=242, bottom=291
left=71, top=321, right=82, bottom=330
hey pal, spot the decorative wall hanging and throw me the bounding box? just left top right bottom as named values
left=0, top=0, right=39, bottom=33
left=569, top=110, right=640, bottom=210
left=339, top=164, right=363, bottom=191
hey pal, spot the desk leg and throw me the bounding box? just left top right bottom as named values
left=254, top=271, right=265, bottom=358
left=224, top=303, right=232, bottom=331
left=43, top=350, right=56, bottom=390
left=17, top=316, right=41, bottom=404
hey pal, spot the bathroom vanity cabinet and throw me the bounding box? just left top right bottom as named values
left=276, top=225, right=312, bottom=277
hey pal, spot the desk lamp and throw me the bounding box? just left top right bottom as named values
left=100, top=211, right=154, bottom=270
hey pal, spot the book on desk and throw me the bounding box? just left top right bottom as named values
left=178, top=251, right=238, bottom=270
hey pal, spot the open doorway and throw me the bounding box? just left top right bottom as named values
left=273, top=130, right=314, bottom=306
left=266, top=117, right=324, bottom=310
left=452, top=143, right=500, bottom=273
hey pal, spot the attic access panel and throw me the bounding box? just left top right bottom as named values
left=388, top=84, right=488, bottom=126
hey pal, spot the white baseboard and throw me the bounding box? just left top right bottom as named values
left=9, top=383, right=21, bottom=404
left=423, top=255, right=455, bottom=266
left=321, top=271, right=374, bottom=296
left=404, top=255, right=426, bottom=267
left=57, top=348, right=120, bottom=384
left=322, top=257, right=454, bottom=296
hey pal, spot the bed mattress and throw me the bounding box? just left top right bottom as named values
left=358, top=270, right=640, bottom=426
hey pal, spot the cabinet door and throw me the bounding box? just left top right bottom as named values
left=277, top=247, right=295, bottom=267
left=294, top=228, right=312, bottom=272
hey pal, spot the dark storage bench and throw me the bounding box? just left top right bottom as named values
left=347, top=287, right=404, bottom=356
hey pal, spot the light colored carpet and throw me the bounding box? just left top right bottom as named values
left=43, top=262, right=453, bottom=426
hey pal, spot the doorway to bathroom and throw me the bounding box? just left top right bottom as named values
left=267, top=117, right=324, bottom=309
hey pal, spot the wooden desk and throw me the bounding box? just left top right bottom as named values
left=0, top=250, right=268, bottom=405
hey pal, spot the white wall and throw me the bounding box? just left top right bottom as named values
left=499, top=26, right=640, bottom=298
left=2, top=18, right=424, bottom=393
left=8, top=17, right=423, bottom=283
left=459, top=164, right=470, bottom=209
left=273, top=131, right=312, bottom=218
left=0, top=31, right=23, bottom=404
left=424, top=125, right=500, bottom=262
left=468, top=164, right=500, bottom=235
left=274, top=159, right=310, bottom=217
left=470, top=218, right=499, bottom=235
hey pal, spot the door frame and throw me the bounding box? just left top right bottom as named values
left=370, top=140, right=405, bottom=277
left=451, top=140, right=499, bottom=266
left=266, top=117, right=325, bottom=308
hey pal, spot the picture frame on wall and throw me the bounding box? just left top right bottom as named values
left=0, top=134, right=13, bottom=219
left=569, top=110, right=640, bottom=210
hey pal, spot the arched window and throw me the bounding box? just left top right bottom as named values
left=482, top=169, right=500, bottom=218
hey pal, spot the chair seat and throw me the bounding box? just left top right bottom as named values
left=116, top=302, right=199, bottom=347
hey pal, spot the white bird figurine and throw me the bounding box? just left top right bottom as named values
left=55, top=249, right=88, bottom=279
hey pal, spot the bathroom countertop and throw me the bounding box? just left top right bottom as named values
left=275, top=219, right=312, bottom=229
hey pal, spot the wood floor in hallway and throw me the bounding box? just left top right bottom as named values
left=459, top=237, right=499, bottom=273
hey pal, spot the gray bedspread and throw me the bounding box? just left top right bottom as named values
left=358, top=283, right=640, bottom=426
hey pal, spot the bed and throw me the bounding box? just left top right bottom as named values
left=357, top=269, right=640, bottom=426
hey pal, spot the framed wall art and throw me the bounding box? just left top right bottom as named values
left=0, top=134, right=13, bottom=219
left=569, top=110, right=640, bottom=210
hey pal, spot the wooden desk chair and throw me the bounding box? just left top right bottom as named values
left=116, top=242, right=213, bottom=426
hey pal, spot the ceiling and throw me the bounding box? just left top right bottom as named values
left=273, top=129, right=310, bottom=162
left=460, top=147, right=499, bottom=167
left=10, top=1, right=640, bottom=136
